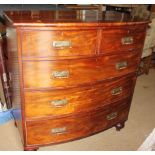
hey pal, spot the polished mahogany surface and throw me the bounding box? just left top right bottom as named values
left=22, top=52, right=140, bottom=89
left=24, top=74, right=135, bottom=118
left=4, top=10, right=149, bottom=27
left=4, top=10, right=148, bottom=151
left=21, top=29, right=98, bottom=57
left=26, top=99, right=130, bottom=145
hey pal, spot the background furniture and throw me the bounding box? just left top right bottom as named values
left=132, top=5, right=155, bottom=75
left=0, top=23, right=11, bottom=110
left=3, top=10, right=148, bottom=151
left=138, top=18, right=155, bottom=75
left=150, top=8, right=155, bottom=70
left=150, top=50, right=155, bottom=69
left=0, top=24, right=6, bottom=109
left=62, top=4, right=103, bottom=11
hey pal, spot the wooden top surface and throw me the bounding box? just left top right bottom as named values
left=4, top=10, right=149, bottom=27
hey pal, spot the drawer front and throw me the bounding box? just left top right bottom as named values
left=25, top=75, right=135, bottom=118
left=21, top=30, right=98, bottom=57
left=23, top=52, right=139, bottom=89
left=100, top=29, right=146, bottom=53
left=26, top=99, right=130, bottom=145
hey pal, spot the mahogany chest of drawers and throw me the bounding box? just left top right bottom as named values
left=3, top=11, right=148, bottom=151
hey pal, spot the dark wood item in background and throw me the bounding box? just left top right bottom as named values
left=0, top=30, right=12, bottom=109
left=138, top=55, right=153, bottom=75
left=3, top=11, right=148, bottom=151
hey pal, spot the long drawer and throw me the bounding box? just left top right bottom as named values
left=21, top=30, right=98, bottom=57
left=24, top=75, right=135, bottom=118
left=26, top=99, right=130, bottom=145
left=100, top=27, right=146, bottom=54
left=23, top=52, right=140, bottom=89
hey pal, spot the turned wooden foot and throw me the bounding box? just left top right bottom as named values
left=115, top=122, right=125, bottom=131
left=24, top=146, right=39, bottom=151
left=14, top=121, right=17, bottom=127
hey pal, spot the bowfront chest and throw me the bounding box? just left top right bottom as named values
left=3, top=11, right=148, bottom=151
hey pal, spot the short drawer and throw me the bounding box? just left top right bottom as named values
left=21, top=30, right=98, bottom=57
left=26, top=99, right=130, bottom=145
left=23, top=51, right=140, bottom=89
left=24, top=75, right=135, bottom=118
left=100, top=28, right=146, bottom=53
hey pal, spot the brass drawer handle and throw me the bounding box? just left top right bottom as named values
left=106, top=112, right=118, bottom=120
left=52, top=41, right=71, bottom=49
left=51, top=99, right=68, bottom=107
left=52, top=70, right=69, bottom=78
left=111, top=87, right=122, bottom=95
left=121, top=36, right=133, bottom=45
left=116, top=61, right=128, bottom=70
left=51, top=127, right=67, bottom=135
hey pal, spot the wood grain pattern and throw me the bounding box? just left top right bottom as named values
left=4, top=11, right=149, bottom=27
left=26, top=99, right=130, bottom=145
left=21, top=30, right=98, bottom=57
left=23, top=51, right=140, bottom=89
left=100, top=28, right=146, bottom=53
left=24, top=75, right=135, bottom=118
left=4, top=11, right=148, bottom=151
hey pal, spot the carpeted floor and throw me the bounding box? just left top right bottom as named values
left=0, top=69, right=155, bottom=151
